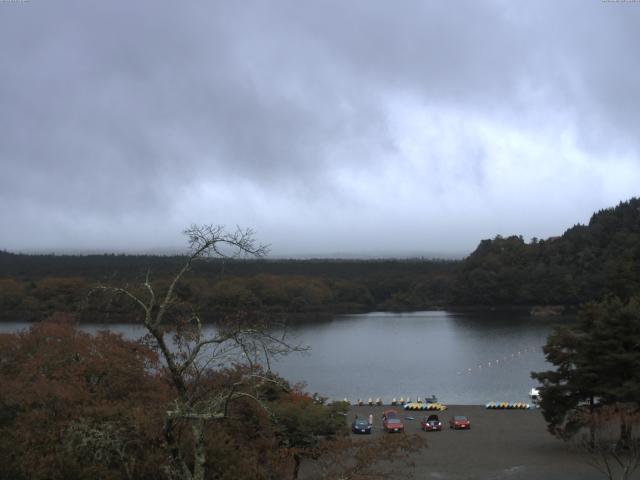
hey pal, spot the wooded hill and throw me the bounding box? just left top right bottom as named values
left=0, top=197, right=638, bottom=320
left=454, top=197, right=640, bottom=306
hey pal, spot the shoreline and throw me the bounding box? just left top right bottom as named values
left=0, top=304, right=576, bottom=324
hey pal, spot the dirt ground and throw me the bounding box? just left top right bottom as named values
left=299, top=405, right=638, bottom=480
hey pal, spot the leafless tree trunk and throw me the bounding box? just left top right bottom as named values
left=93, top=225, right=305, bottom=480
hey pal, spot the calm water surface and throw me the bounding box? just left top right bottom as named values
left=0, top=311, right=567, bottom=405
left=272, top=311, right=566, bottom=404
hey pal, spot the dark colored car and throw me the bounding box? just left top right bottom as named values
left=382, top=409, right=404, bottom=433
left=420, top=414, right=442, bottom=431
left=351, top=418, right=372, bottom=434
left=449, top=415, right=471, bottom=430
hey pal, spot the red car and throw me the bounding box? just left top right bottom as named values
left=382, top=409, right=405, bottom=433
left=420, top=414, right=442, bottom=431
left=449, top=415, right=471, bottom=430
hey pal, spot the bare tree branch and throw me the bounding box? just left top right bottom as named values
left=89, top=225, right=299, bottom=480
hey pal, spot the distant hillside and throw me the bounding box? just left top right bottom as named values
left=0, top=253, right=457, bottom=321
left=1, top=198, right=639, bottom=320
left=454, top=197, right=640, bottom=305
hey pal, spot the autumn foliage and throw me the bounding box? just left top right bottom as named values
left=0, top=313, right=169, bottom=479
left=0, top=314, right=380, bottom=479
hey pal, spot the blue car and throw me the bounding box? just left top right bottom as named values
left=351, top=418, right=372, bottom=434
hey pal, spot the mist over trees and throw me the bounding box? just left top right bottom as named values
left=1, top=197, right=639, bottom=321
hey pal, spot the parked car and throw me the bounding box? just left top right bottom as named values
left=420, top=414, right=442, bottom=431
left=382, top=409, right=399, bottom=421
left=383, top=416, right=405, bottom=433
left=351, top=418, right=372, bottom=434
left=382, top=409, right=404, bottom=433
left=449, top=415, right=471, bottom=429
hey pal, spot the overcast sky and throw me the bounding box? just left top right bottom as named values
left=1, top=0, right=639, bottom=257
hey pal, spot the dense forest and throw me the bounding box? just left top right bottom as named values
left=455, top=197, right=640, bottom=306
left=0, top=255, right=457, bottom=321
left=1, top=197, right=639, bottom=321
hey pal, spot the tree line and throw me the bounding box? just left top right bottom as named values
left=0, top=255, right=456, bottom=321
left=1, top=197, right=639, bottom=322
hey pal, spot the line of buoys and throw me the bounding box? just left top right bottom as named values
left=403, top=402, right=447, bottom=411
left=458, top=345, right=541, bottom=376
left=485, top=401, right=531, bottom=409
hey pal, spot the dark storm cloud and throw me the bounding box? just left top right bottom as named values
left=0, top=0, right=639, bottom=253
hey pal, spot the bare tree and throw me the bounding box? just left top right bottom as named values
left=580, top=405, right=640, bottom=480
left=93, top=225, right=305, bottom=480
left=584, top=440, right=640, bottom=480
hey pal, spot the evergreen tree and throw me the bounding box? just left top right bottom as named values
left=532, top=296, right=640, bottom=446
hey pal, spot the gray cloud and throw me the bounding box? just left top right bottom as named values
left=1, top=0, right=639, bottom=255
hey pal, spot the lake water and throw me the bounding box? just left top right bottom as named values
left=0, top=310, right=565, bottom=405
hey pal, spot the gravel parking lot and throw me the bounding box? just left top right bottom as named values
left=300, top=405, right=627, bottom=480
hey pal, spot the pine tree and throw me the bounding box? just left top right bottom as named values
left=532, top=296, right=640, bottom=447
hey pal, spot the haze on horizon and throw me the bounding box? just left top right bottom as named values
left=1, top=1, right=639, bottom=258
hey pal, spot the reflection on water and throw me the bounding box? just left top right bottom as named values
left=273, top=311, right=567, bottom=404
left=0, top=311, right=568, bottom=404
